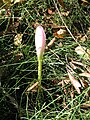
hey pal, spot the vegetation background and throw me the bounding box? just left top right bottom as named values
left=0, top=0, right=90, bottom=120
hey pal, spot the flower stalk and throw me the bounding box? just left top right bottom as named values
left=38, top=57, right=42, bottom=85
left=35, top=25, right=46, bottom=86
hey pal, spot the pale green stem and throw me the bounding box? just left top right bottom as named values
left=38, top=56, right=42, bottom=86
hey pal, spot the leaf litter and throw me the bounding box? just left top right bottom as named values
left=0, top=0, right=90, bottom=119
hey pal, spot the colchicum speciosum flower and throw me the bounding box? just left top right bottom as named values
left=35, top=25, right=46, bottom=59
left=35, top=25, right=46, bottom=85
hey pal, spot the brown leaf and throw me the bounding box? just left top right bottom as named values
left=79, top=72, right=90, bottom=78
left=58, top=79, right=70, bottom=85
left=70, top=86, right=75, bottom=99
left=14, top=0, right=25, bottom=4
left=51, top=25, right=65, bottom=29
left=71, top=60, right=86, bottom=67
left=81, top=103, right=90, bottom=109
left=80, top=0, right=90, bottom=6
left=14, top=52, right=23, bottom=62
left=54, top=29, right=66, bottom=38
left=58, top=42, right=63, bottom=47
left=75, top=46, right=86, bottom=55
left=57, top=29, right=66, bottom=35
left=46, top=37, right=56, bottom=49
left=75, top=46, right=90, bottom=60
left=79, top=79, right=90, bottom=97
left=67, top=69, right=81, bottom=94
left=54, top=32, right=64, bottom=38
left=47, top=8, right=55, bottom=15
left=71, top=60, right=90, bottom=73
left=14, top=34, right=23, bottom=46
left=80, top=35, right=87, bottom=42
left=70, top=62, right=77, bottom=70
left=26, top=82, right=39, bottom=93
left=79, top=79, right=88, bottom=88
left=61, top=11, right=70, bottom=17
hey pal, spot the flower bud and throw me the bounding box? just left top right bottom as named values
left=35, top=26, right=46, bottom=58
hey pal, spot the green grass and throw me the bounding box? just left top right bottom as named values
left=0, top=0, right=90, bottom=120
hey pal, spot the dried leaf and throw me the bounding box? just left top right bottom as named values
left=26, top=82, right=39, bottom=93
left=14, top=34, right=23, bottom=46
left=71, top=60, right=86, bottom=67
left=14, top=0, right=25, bottom=4
left=79, top=72, right=90, bottom=78
left=14, top=52, right=23, bottom=62
left=81, top=0, right=90, bottom=5
left=62, top=80, right=67, bottom=94
left=70, top=86, right=75, bottom=99
left=61, top=11, right=70, bottom=16
left=81, top=103, right=90, bottom=109
left=86, top=67, right=90, bottom=73
left=2, top=0, right=12, bottom=8
left=70, top=62, right=77, bottom=70
left=47, top=8, right=55, bottom=15
left=57, top=29, right=66, bottom=35
left=87, top=49, right=90, bottom=55
left=75, top=46, right=86, bottom=55
left=58, top=79, right=70, bottom=85
left=71, top=60, right=90, bottom=73
left=58, top=42, right=63, bottom=47
left=54, top=32, right=64, bottom=38
left=75, top=46, right=90, bottom=60
left=67, top=69, right=81, bottom=94
left=80, top=35, right=87, bottom=42
left=46, top=37, right=55, bottom=49
left=54, top=29, right=66, bottom=38
left=51, top=25, right=65, bottom=29
left=79, top=79, right=88, bottom=88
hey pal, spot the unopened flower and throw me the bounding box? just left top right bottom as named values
left=35, top=25, right=46, bottom=59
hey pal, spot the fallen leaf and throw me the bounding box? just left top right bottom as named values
left=70, top=62, right=77, bottom=70
left=46, top=37, right=56, bottom=49
left=80, top=35, right=87, bottom=42
left=14, top=34, right=23, bottom=46
left=67, top=69, right=81, bottom=94
left=54, top=29, right=66, bottom=38
left=14, top=52, right=23, bottom=62
left=71, top=60, right=86, bottom=67
left=58, top=79, right=70, bottom=85
left=54, top=32, right=64, bottom=38
left=71, top=60, right=90, bottom=73
left=57, top=29, right=66, bottom=35
left=26, top=82, right=39, bottom=93
left=79, top=72, right=90, bottom=78
left=81, top=103, right=90, bottom=108
left=86, top=67, right=90, bottom=73
left=47, top=8, right=55, bottom=15
left=79, top=79, right=88, bottom=88
left=87, top=49, right=90, bottom=55
left=14, top=0, right=25, bottom=4
left=80, top=0, right=90, bottom=6
left=61, top=80, right=67, bottom=94
left=61, top=11, right=70, bottom=16
left=75, top=46, right=90, bottom=60
left=75, top=46, right=86, bottom=55
left=70, top=86, right=75, bottom=99
left=58, top=42, right=63, bottom=47
left=51, top=25, right=65, bottom=29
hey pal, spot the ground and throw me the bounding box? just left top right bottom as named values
left=0, top=0, right=90, bottom=120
